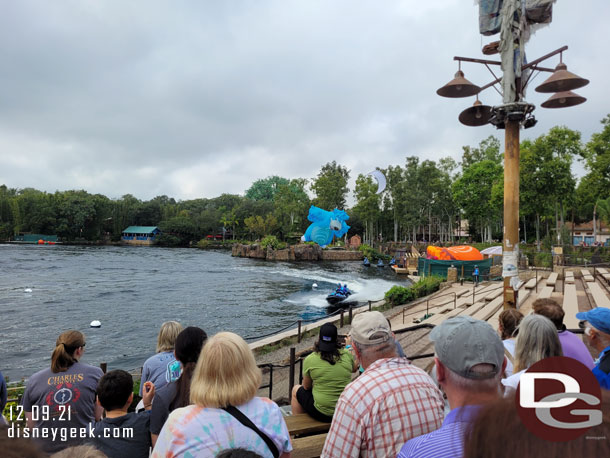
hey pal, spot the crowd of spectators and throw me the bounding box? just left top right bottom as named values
left=2, top=303, right=610, bottom=457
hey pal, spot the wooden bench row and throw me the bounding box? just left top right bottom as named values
left=285, top=414, right=330, bottom=458
left=546, top=272, right=558, bottom=287
left=588, top=282, right=610, bottom=308
left=581, top=268, right=595, bottom=282
left=563, top=283, right=580, bottom=330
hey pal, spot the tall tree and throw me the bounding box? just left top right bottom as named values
left=311, top=161, right=350, bottom=210
left=245, top=176, right=289, bottom=201
left=461, top=136, right=502, bottom=169
left=582, top=114, right=610, bottom=196
left=273, top=179, right=310, bottom=234
left=384, top=165, right=406, bottom=241
left=520, top=127, right=580, bottom=248
left=353, top=174, right=381, bottom=244
left=453, top=160, right=503, bottom=242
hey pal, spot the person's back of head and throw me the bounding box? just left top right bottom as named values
left=50, top=445, right=107, bottom=457
left=430, top=316, right=505, bottom=398
left=0, top=426, right=47, bottom=458
left=216, top=448, right=263, bottom=458
left=314, top=323, right=341, bottom=364
left=171, top=326, right=207, bottom=410
left=156, top=321, right=183, bottom=353
left=498, top=308, right=524, bottom=340
left=52, top=330, right=86, bottom=373
left=96, top=370, right=133, bottom=412
left=350, top=311, right=397, bottom=367
left=190, top=332, right=262, bottom=409
left=532, top=298, right=565, bottom=330
left=514, top=314, right=563, bottom=372
left=463, top=393, right=610, bottom=457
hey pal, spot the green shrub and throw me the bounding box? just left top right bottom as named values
left=156, top=234, right=183, bottom=247
left=534, top=252, right=552, bottom=268
left=385, top=285, right=414, bottom=306
left=384, top=276, right=443, bottom=306
left=358, top=244, right=389, bottom=261
left=261, top=235, right=281, bottom=250
left=196, top=239, right=211, bottom=249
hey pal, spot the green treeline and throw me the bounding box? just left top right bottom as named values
left=1, top=115, right=610, bottom=246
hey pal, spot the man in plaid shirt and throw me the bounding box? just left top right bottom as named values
left=321, top=311, right=444, bottom=458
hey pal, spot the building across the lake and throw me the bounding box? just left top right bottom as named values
left=121, top=226, right=161, bottom=246
left=567, top=221, right=610, bottom=246
left=12, top=234, right=59, bottom=244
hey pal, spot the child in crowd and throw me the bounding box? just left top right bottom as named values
left=89, top=370, right=155, bottom=458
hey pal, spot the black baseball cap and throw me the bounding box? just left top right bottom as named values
left=318, top=323, right=338, bottom=352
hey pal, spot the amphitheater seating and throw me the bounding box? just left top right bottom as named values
left=562, top=283, right=580, bottom=330
left=286, top=414, right=330, bottom=458
left=472, top=296, right=504, bottom=321
left=581, top=269, right=594, bottom=282
left=588, top=282, right=610, bottom=308
left=538, top=286, right=554, bottom=299
left=546, top=273, right=558, bottom=287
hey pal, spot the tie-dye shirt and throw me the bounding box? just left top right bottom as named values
left=151, top=397, right=292, bottom=457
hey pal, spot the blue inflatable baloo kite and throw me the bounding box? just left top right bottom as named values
left=301, top=206, right=350, bottom=248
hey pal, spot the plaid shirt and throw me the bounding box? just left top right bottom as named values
left=321, top=358, right=444, bottom=458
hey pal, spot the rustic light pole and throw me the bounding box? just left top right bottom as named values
left=437, top=6, right=589, bottom=309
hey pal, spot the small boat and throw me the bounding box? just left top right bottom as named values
left=392, top=265, right=410, bottom=275
left=363, top=257, right=370, bottom=267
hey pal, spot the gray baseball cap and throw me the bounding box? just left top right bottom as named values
left=430, top=316, right=504, bottom=379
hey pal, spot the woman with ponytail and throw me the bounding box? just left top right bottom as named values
left=149, top=326, right=207, bottom=447
left=22, top=330, right=104, bottom=453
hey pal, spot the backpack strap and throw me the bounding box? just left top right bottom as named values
left=222, top=406, right=280, bottom=458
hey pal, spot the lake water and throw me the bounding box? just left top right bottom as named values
left=0, top=244, right=410, bottom=380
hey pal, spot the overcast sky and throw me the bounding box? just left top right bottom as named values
left=1, top=0, right=607, bottom=202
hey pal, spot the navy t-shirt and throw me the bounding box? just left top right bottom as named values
left=90, top=411, right=151, bottom=458
left=149, top=381, right=178, bottom=435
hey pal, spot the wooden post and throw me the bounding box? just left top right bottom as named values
left=503, top=119, right=520, bottom=310
left=349, top=305, right=353, bottom=324
left=340, top=309, right=344, bottom=327
left=297, top=320, right=302, bottom=343
left=268, top=365, right=273, bottom=400
left=288, top=347, right=296, bottom=400
left=368, top=300, right=372, bottom=311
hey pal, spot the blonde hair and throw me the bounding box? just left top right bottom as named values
left=51, top=331, right=85, bottom=373
left=514, top=314, right=562, bottom=372
left=50, top=445, right=107, bottom=458
left=190, top=332, right=262, bottom=408
left=156, top=321, right=183, bottom=353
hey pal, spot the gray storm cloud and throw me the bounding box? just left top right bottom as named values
left=0, top=0, right=607, bottom=200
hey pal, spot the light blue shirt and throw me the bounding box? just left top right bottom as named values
left=397, top=404, right=481, bottom=458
